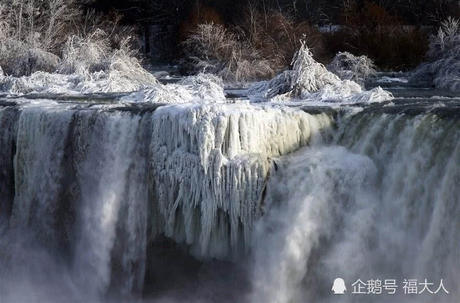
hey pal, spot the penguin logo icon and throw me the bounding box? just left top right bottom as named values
left=332, top=278, right=347, bottom=295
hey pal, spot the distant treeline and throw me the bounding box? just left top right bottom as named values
left=86, top=0, right=460, bottom=26
left=84, top=0, right=460, bottom=70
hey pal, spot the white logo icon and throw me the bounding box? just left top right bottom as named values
left=332, top=278, right=347, bottom=295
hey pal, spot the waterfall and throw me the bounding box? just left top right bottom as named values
left=1, top=104, right=153, bottom=300
left=0, top=99, right=457, bottom=302
left=149, top=104, right=332, bottom=259
left=0, top=104, right=18, bottom=224
left=0, top=102, right=334, bottom=302
left=250, top=146, right=378, bottom=303
left=250, top=110, right=459, bottom=303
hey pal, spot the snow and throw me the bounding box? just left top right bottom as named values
left=121, top=73, right=226, bottom=103
left=249, top=42, right=393, bottom=104
left=0, top=66, right=159, bottom=95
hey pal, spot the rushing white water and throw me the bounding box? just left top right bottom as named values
left=250, top=145, right=378, bottom=303
left=2, top=105, right=152, bottom=300
left=0, top=98, right=458, bottom=302
left=250, top=110, right=459, bottom=303
left=0, top=102, right=335, bottom=302
left=70, top=110, right=149, bottom=296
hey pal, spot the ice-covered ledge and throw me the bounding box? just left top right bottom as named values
left=0, top=100, right=334, bottom=271
left=150, top=103, right=334, bottom=259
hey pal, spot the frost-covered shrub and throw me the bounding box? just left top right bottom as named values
left=250, top=42, right=340, bottom=99
left=1, top=44, right=60, bottom=76
left=0, top=30, right=158, bottom=95
left=58, top=31, right=158, bottom=91
left=428, top=17, right=460, bottom=59
left=327, top=52, right=376, bottom=84
left=0, top=0, right=141, bottom=82
left=0, top=0, right=80, bottom=76
left=0, top=16, right=59, bottom=77
left=249, top=41, right=392, bottom=104
left=183, top=23, right=276, bottom=82
left=59, top=30, right=111, bottom=76
left=410, top=18, right=460, bottom=92
left=0, top=32, right=159, bottom=95
left=289, top=42, right=341, bottom=97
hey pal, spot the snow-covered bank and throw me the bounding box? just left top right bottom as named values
left=248, top=43, right=393, bottom=104
left=0, top=57, right=159, bottom=95
left=121, top=73, right=226, bottom=103
left=0, top=70, right=228, bottom=104
left=0, top=28, right=160, bottom=95
left=1, top=41, right=394, bottom=106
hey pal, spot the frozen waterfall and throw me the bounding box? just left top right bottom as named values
left=0, top=101, right=333, bottom=301
left=0, top=99, right=458, bottom=303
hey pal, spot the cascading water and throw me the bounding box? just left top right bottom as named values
left=1, top=104, right=153, bottom=301
left=250, top=145, right=379, bottom=303
left=250, top=109, right=459, bottom=303
left=0, top=98, right=458, bottom=303
left=0, top=101, right=334, bottom=302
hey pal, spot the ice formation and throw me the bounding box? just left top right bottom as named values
left=327, top=51, right=376, bottom=85
left=122, top=73, right=226, bottom=103
left=150, top=103, right=333, bottom=259
left=410, top=18, right=460, bottom=92
left=0, top=101, right=334, bottom=301
left=249, top=42, right=392, bottom=104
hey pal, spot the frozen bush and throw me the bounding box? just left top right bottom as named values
left=428, top=17, right=460, bottom=59
left=249, top=41, right=392, bottom=104
left=59, top=30, right=111, bottom=76
left=0, top=0, right=140, bottom=80
left=0, top=39, right=59, bottom=76
left=327, top=52, right=376, bottom=84
left=52, top=31, right=157, bottom=92
left=0, top=0, right=80, bottom=76
left=183, top=23, right=276, bottom=83
left=250, top=42, right=340, bottom=99
left=289, top=42, right=341, bottom=97
left=1, top=33, right=159, bottom=95
left=410, top=18, right=460, bottom=92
